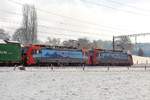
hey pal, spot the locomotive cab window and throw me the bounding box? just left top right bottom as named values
left=38, top=50, right=42, bottom=54
left=32, top=50, right=41, bottom=54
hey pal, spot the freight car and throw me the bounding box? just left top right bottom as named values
left=88, top=49, right=133, bottom=66
left=22, top=45, right=88, bottom=66
left=0, top=40, right=21, bottom=66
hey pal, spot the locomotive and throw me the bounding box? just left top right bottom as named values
left=22, top=44, right=88, bottom=66
left=88, top=49, right=133, bottom=66
left=0, top=40, right=133, bottom=66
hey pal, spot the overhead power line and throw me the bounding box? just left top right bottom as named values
left=38, top=30, right=83, bottom=39
left=0, top=9, right=137, bottom=34
left=3, top=25, right=90, bottom=39
left=39, top=24, right=111, bottom=37
left=82, top=0, right=150, bottom=16
left=6, top=0, right=138, bottom=33
left=0, top=19, right=111, bottom=36
left=0, top=20, right=111, bottom=38
left=106, top=0, right=150, bottom=12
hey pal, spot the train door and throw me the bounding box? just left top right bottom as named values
left=88, top=50, right=94, bottom=65
left=82, top=48, right=88, bottom=65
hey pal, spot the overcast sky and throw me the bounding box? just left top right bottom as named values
left=0, top=0, right=150, bottom=42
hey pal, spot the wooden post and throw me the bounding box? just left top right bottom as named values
left=145, top=66, right=146, bottom=71
left=107, top=66, right=109, bottom=71
left=83, top=64, right=85, bottom=71
left=113, top=36, right=115, bottom=51
left=51, top=64, right=53, bottom=71
left=13, top=65, right=17, bottom=71
left=128, top=66, right=129, bottom=70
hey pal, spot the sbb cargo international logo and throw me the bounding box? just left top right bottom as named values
left=0, top=51, right=7, bottom=54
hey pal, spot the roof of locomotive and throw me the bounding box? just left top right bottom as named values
left=90, top=48, right=123, bottom=52
left=22, top=44, right=84, bottom=51
left=89, top=48, right=131, bottom=55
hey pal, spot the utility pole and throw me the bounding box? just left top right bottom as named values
left=113, top=33, right=150, bottom=51
left=113, top=36, right=115, bottom=51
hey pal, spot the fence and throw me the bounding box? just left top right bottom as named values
left=1, top=64, right=150, bottom=72
left=21, top=64, right=150, bottom=72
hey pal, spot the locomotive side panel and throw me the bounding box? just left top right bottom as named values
left=32, top=48, right=83, bottom=65
left=96, top=51, right=133, bottom=66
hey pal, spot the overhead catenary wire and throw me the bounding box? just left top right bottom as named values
left=105, top=0, right=150, bottom=12
left=39, top=24, right=112, bottom=37
left=5, top=0, right=150, bottom=42
left=6, top=0, right=138, bottom=33
left=3, top=25, right=91, bottom=40
left=82, top=0, right=150, bottom=16
left=0, top=10, right=137, bottom=34
left=1, top=23, right=104, bottom=39
left=0, top=19, right=112, bottom=37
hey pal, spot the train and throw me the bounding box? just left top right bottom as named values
left=88, top=49, right=133, bottom=66
left=0, top=40, right=133, bottom=66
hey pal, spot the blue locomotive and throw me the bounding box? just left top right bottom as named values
left=33, top=48, right=85, bottom=66
left=22, top=45, right=133, bottom=66
left=88, top=49, right=133, bottom=66
left=22, top=45, right=88, bottom=66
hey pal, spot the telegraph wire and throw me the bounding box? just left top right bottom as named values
left=0, top=9, right=137, bottom=33
left=0, top=9, right=21, bottom=15
left=0, top=19, right=111, bottom=37
left=6, top=0, right=138, bottom=33
left=105, top=0, right=150, bottom=12
left=82, top=0, right=150, bottom=16
left=39, top=24, right=111, bottom=37
left=3, top=25, right=88, bottom=40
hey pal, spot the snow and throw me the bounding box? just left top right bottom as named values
left=0, top=67, right=150, bottom=100
left=0, top=39, right=6, bottom=44
left=132, top=55, right=150, bottom=64
left=7, top=40, right=20, bottom=44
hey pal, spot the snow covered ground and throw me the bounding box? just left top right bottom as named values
left=0, top=67, right=150, bottom=100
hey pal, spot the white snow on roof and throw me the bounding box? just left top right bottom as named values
left=0, top=39, right=6, bottom=44
left=7, top=40, right=20, bottom=43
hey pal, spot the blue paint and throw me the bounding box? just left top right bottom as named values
left=98, top=51, right=128, bottom=62
left=33, top=48, right=83, bottom=62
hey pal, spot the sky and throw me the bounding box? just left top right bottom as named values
left=0, top=0, right=150, bottom=43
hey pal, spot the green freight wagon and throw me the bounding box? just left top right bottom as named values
left=0, top=40, right=21, bottom=66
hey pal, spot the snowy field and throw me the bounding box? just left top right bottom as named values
left=0, top=67, right=150, bottom=100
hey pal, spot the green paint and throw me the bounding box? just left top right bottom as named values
left=0, top=43, right=21, bottom=63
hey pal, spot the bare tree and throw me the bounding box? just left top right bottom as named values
left=115, top=36, right=133, bottom=51
left=46, top=37, right=60, bottom=46
left=91, top=40, right=102, bottom=48
left=0, top=29, right=10, bottom=40
left=138, top=48, right=144, bottom=56
left=12, top=4, right=37, bottom=44
left=12, top=27, right=26, bottom=43
left=77, top=38, right=92, bottom=49
left=62, top=38, right=102, bottom=49
left=63, top=40, right=78, bottom=48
